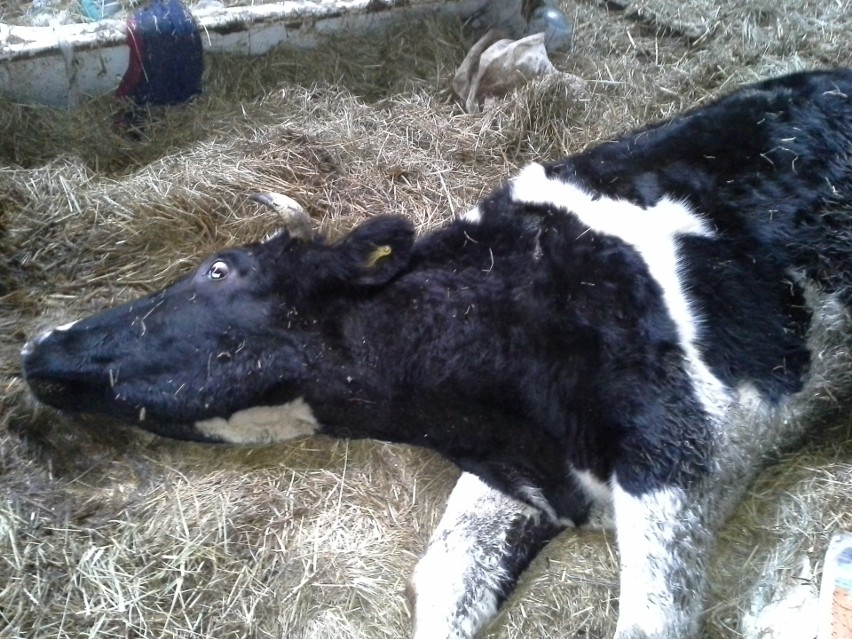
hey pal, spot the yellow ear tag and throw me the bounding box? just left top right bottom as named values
left=364, top=245, right=392, bottom=268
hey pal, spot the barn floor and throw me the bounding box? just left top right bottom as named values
left=1, top=1, right=851, bottom=638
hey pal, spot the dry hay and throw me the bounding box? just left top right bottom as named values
left=2, top=1, right=851, bottom=638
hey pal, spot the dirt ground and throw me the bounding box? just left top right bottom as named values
left=1, top=1, right=851, bottom=638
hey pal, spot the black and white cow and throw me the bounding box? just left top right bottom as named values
left=22, top=69, right=852, bottom=638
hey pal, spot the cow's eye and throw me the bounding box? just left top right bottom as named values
left=207, top=260, right=230, bottom=280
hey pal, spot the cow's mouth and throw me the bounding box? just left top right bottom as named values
left=22, top=340, right=108, bottom=414
left=24, top=374, right=104, bottom=413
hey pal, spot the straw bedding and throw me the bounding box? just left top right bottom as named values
left=1, top=1, right=851, bottom=637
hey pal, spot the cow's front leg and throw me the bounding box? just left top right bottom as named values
left=411, top=472, right=562, bottom=639
left=612, top=478, right=717, bottom=639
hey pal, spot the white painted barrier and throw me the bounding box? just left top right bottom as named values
left=0, top=0, right=521, bottom=107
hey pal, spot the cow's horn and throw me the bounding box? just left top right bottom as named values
left=250, top=192, right=313, bottom=241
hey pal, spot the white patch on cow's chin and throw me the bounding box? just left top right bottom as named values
left=194, top=398, right=319, bottom=444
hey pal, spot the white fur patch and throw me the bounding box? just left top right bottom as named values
left=571, top=468, right=615, bottom=530
left=27, top=320, right=79, bottom=352
left=412, top=472, right=540, bottom=639
left=514, top=482, right=562, bottom=523
left=510, top=163, right=710, bottom=345
left=612, top=482, right=688, bottom=638
left=461, top=205, right=482, bottom=223
left=743, top=557, right=818, bottom=639
left=572, top=468, right=612, bottom=506
left=194, top=398, right=319, bottom=444
left=510, top=163, right=732, bottom=421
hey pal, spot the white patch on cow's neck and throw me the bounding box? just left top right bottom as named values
left=510, top=163, right=731, bottom=420
left=195, top=398, right=319, bottom=444
left=54, top=320, right=79, bottom=332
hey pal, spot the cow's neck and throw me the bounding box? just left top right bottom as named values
left=296, top=291, right=530, bottom=461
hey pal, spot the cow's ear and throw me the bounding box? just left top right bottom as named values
left=329, top=216, right=415, bottom=286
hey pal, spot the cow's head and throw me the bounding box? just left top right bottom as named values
left=22, top=205, right=414, bottom=442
